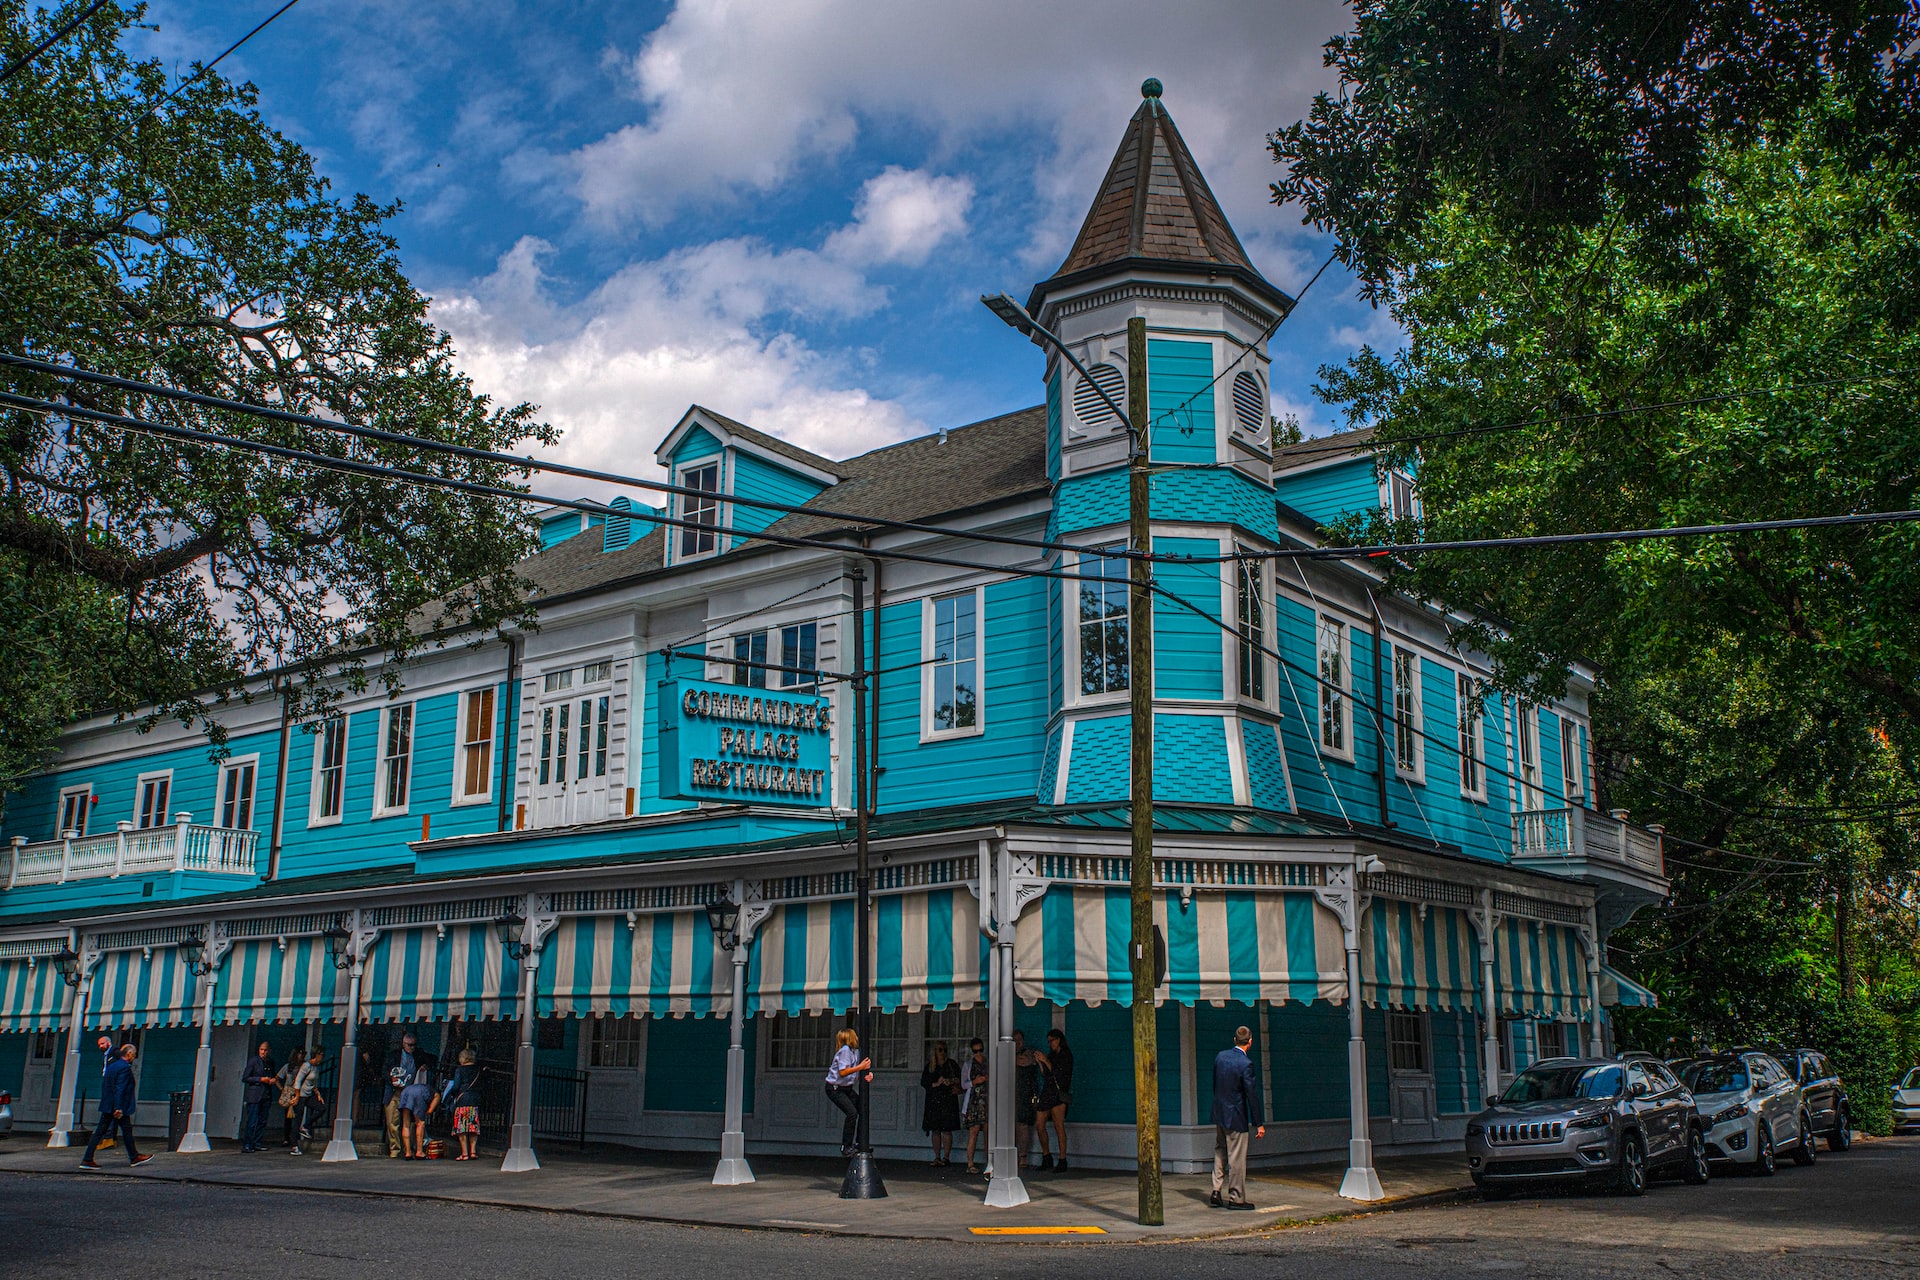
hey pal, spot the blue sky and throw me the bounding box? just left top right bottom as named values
left=128, top=1, right=1399, bottom=491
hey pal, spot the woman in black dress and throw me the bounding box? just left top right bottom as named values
left=1035, top=1029, right=1075, bottom=1171
left=1012, top=1029, right=1039, bottom=1168
left=919, top=1039, right=963, bottom=1166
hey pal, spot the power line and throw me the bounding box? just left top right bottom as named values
left=1, top=352, right=1128, bottom=564
left=0, top=0, right=112, bottom=85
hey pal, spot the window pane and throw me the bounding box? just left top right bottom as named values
left=779, top=623, right=817, bottom=691
left=1078, top=551, right=1128, bottom=695
left=539, top=706, right=553, bottom=786
left=577, top=698, right=592, bottom=779
left=734, top=631, right=768, bottom=688
left=595, top=696, right=609, bottom=777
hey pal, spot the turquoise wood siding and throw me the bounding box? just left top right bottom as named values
left=1242, top=719, right=1291, bottom=811
left=873, top=578, right=1047, bottom=813
left=1064, top=715, right=1129, bottom=803
left=10, top=726, right=281, bottom=847
left=1273, top=458, right=1378, bottom=526
left=1050, top=468, right=1278, bottom=540
left=1152, top=536, right=1223, bottom=699
left=1046, top=371, right=1062, bottom=484
left=1155, top=716, right=1234, bottom=804
left=1147, top=338, right=1215, bottom=464
left=1036, top=725, right=1064, bottom=805
left=728, top=450, right=829, bottom=546
left=134, top=1026, right=198, bottom=1103
left=1268, top=1001, right=1349, bottom=1121
left=1270, top=595, right=1377, bottom=823
left=0, top=1033, right=27, bottom=1103
left=1053, top=1001, right=1178, bottom=1126
left=669, top=425, right=724, bottom=468
left=1431, top=1007, right=1483, bottom=1114
left=642, top=1015, right=753, bottom=1112
left=1539, top=707, right=1566, bottom=805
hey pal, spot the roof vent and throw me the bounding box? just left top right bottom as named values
left=1231, top=371, right=1266, bottom=437
left=603, top=495, right=633, bottom=553
left=1073, top=363, right=1126, bottom=428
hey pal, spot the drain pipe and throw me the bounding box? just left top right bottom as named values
left=497, top=632, right=521, bottom=832
left=866, top=543, right=883, bottom=811
left=266, top=678, right=293, bottom=880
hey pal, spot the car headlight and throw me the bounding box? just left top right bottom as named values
left=1465, top=1122, right=1486, bottom=1136
left=1569, top=1112, right=1612, bottom=1130
left=1712, top=1103, right=1750, bottom=1125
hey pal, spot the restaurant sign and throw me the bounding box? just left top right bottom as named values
left=657, top=679, right=833, bottom=807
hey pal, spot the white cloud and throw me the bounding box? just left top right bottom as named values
left=823, top=167, right=974, bottom=267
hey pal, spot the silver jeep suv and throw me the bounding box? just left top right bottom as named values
left=1466, top=1054, right=1709, bottom=1199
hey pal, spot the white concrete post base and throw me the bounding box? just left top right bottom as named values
left=500, top=1124, right=540, bottom=1173
left=175, top=1112, right=211, bottom=1154
left=1339, top=1139, right=1385, bottom=1201
left=321, top=1115, right=359, bottom=1163
left=983, top=1144, right=1029, bottom=1207
left=713, top=1130, right=754, bottom=1185
left=46, top=1122, right=72, bottom=1149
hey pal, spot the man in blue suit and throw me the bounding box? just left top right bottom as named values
left=79, top=1043, right=152, bottom=1169
left=1209, top=1025, right=1265, bottom=1209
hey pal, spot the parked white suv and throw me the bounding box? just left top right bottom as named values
left=1675, top=1050, right=1817, bottom=1174
left=1893, top=1067, right=1920, bottom=1131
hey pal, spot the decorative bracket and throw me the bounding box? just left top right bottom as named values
left=737, top=879, right=773, bottom=948
left=1313, top=864, right=1361, bottom=947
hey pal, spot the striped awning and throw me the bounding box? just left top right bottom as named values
left=86, top=947, right=196, bottom=1029
left=537, top=911, right=729, bottom=1019
left=363, top=924, right=516, bottom=1023
left=213, top=937, right=344, bottom=1025
left=1601, top=964, right=1658, bottom=1009
left=1013, top=887, right=1346, bottom=1007
left=0, top=955, right=72, bottom=1032
left=749, top=887, right=989, bottom=1015
left=1361, top=901, right=1481, bottom=1011
left=1493, top=918, right=1588, bottom=1018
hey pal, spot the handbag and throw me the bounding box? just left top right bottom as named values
left=277, top=1083, right=301, bottom=1109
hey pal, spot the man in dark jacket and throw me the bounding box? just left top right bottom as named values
left=79, top=1043, right=151, bottom=1169
left=240, top=1041, right=277, bottom=1153
left=1209, top=1025, right=1265, bottom=1210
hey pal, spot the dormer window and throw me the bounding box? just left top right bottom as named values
left=679, top=461, right=721, bottom=558
left=1388, top=471, right=1419, bottom=523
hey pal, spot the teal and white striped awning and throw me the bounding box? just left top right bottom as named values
left=363, top=924, right=515, bottom=1023
left=1493, top=918, right=1588, bottom=1018
left=1013, top=887, right=1346, bottom=1006
left=87, top=946, right=196, bottom=1029
left=538, top=911, right=729, bottom=1018
left=749, top=887, right=988, bottom=1014
left=1362, top=901, right=1481, bottom=1010
left=1600, top=964, right=1658, bottom=1009
left=0, top=954, right=71, bottom=1032
left=213, top=937, right=344, bottom=1025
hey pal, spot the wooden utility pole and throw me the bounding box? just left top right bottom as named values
left=840, top=561, right=886, bottom=1198
left=1126, top=315, right=1163, bottom=1226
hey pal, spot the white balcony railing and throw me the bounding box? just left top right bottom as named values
left=1512, top=806, right=1665, bottom=877
left=4, top=813, right=259, bottom=890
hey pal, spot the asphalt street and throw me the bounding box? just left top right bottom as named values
left=7, top=1136, right=1916, bottom=1278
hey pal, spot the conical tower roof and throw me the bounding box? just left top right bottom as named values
left=1029, top=79, right=1288, bottom=314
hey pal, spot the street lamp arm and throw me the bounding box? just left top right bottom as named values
left=980, top=293, right=1138, bottom=448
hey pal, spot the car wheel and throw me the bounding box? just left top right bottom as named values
left=1615, top=1132, right=1647, bottom=1197
left=1827, top=1106, right=1852, bottom=1152
left=1792, top=1111, right=1817, bottom=1166
left=1752, top=1122, right=1775, bottom=1177
left=1681, top=1126, right=1710, bottom=1186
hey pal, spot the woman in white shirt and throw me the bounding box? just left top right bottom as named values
left=824, top=1027, right=872, bottom=1156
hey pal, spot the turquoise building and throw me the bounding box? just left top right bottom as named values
left=0, top=86, right=1664, bottom=1201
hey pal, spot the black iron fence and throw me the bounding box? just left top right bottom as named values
left=311, top=1050, right=587, bottom=1150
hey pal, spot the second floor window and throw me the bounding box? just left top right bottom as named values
left=219, top=760, right=256, bottom=829
left=1078, top=548, right=1129, bottom=696
left=1388, top=471, right=1419, bottom=523
left=58, top=786, right=89, bottom=838
left=1235, top=556, right=1265, bottom=701
left=576, top=695, right=609, bottom=780
left=136, top=773, right=171, bottom=829
left=380, top=705, right=414, bottom=813
left=538, top=702, right=570, bottom=786
left=1457, top=673, right=1486, bottom=800
left=461, top=689, right=495, bottom=801
left=1393, top=649, right=1423, bottom=780
left=1516, top=701, right=1542, bottom=807
left=315, top=717, right=346, bottom=821
left=1561, top=717, right=1585, bottom=802
left=929, top=591, right=977, bottom=732
left=779, top=622, right=818, bottom=693
left=679, top=461, right=721, bottom=557
left=732, top=630, right=768, bottom=688
left=1317, top=616, right=1348, bottom=754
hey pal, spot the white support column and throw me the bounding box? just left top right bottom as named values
left=715, top=879, right=770, bottom=1186
left=1583, top=907, right=1604, bottom=1057
left=1472, top=890, right=1502, bottom=1100
left=323, top=911, right=377, bottom=1163
left=1318, top=862, right=1382, bottom=1202
left=178, top=923, right=230, bottom=1154
left=48, top=945, right=98, bottom=1148
left=983, top=837, right=1030, bottom=1209
left=501, top=895, right=557, bottom=1174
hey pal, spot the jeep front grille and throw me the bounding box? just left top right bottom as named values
left=1488, top=1121, right=1567, bottom=1144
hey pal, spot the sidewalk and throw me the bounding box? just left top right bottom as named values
left=0, top=1138, right=1472, bottom=1242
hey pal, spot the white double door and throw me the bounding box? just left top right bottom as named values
left=532, top=691, right=613, bottom=827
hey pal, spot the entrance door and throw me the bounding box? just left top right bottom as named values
left=20, top=1030, right=61, bottom=1123
left=1386, top=1011, right=1437, bottom=1141
left=531, top=690, right=613, bottom=827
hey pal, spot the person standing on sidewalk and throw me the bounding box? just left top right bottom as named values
left=297, top=1045, right=331, bottom=1147
left=1035, top=1029, right=1075, bottom=1172
left=382, top=1031, right=436, bottom=1158
left=286, top=1049, right=319, bottom=1155
left=240, top=1041, right=277, bottom=1153
left=961, top=1038, right=989, bottom=1174
left=1209, top=1025, right=1265, bottom=1210
left=444, top=1048, right=484, bottom=1161
left=79, top=1043, right=151, bottom=1169
left=919, top=1039, right=962, bottom=1167
left=824, top=1027, right=872, bottom=1157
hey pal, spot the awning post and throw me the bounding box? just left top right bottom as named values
left=48, top=944, right=97, bottom=1149
left=983, top=837, right=1029, bottom=1208
left=178, top=922, right=229, bottom=1153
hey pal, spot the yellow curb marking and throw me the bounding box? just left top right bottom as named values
left=968, top=1226, right=1108, bottom=1236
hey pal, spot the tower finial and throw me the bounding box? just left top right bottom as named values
left=1141, top=77, right=1162, bottom=100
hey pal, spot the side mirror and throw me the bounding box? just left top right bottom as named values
left=1486, top=1096, right=1501, bottom=1108
left=1629, top=1082, right=1649, bottom=1098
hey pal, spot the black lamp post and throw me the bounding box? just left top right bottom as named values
left=51, top=945, right=81, bottom=987
left=180, top=927, right=210, bottom=976
left=322, top=923, right=354, bottom=971
left=495, top=909, right=530, bottom=961
left=705, top=896, right=741, bottom=951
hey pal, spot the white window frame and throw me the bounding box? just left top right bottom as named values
left=573, top=693, right=610, bottom=782
left=309, top=715, right=348, bottom=827
left=217, top=754, right=260, bottom=830
left=374, top=703, right=414, bottom=819
left=1560, top=716, right=1585, bottom=803
left=922, top=586, right=985, bottom=741
left=1233, top=552, right=1269, bottom=706
left=1386, top=1009, right=1430, bottom=1075
left=588, top=1016, right=644, bottom=1069
left=778, top=621, right=819, bottom=694
left=1383, top=470, right=1421, bottom=523
left=1457, top=672, right=1487, bottom=802
left=1392, top=647, right=1425, bottom=783
left=580, top=660, right=613, bottom=685
left=57, top=784, right=91, bottom=838
left=1316, top=615, right=1353, bottom=761
left=674, top=455, right=725, bottom=562
left=1068, top=542, right=1131, bottom=706
left=452, top=688, right=497, bottom=808
left=132, top=770, right=174, bottom=830
left=1516, top=701, right=1543, bottom=811
left=731, top=629, right=769, bottom=689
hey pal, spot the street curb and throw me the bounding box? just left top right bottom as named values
left=1, top=1162, right=1478, bottom=1245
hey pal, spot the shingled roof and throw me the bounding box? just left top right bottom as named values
left=691, top=404, right=848, bottom=479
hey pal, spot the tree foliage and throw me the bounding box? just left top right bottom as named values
left=0, top=2, right=554, bottom=797
left=1271, top=0, right=1920, bottom=1095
